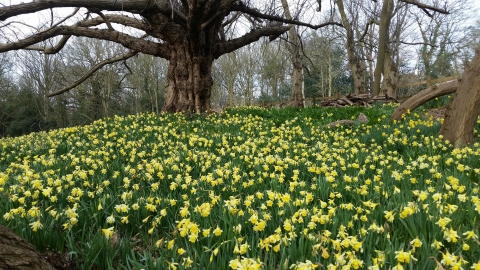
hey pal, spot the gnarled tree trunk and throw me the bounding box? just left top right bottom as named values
left=163, top=40, right=214, bottom=113
left=0, top=224, right=56, bottom=270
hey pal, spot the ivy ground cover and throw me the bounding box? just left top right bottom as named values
left=0, top=105, right=479, bottom=269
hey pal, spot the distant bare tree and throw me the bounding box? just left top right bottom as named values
left=0, top=0, right=340, bottom=113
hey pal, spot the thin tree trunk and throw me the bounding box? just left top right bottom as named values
left=328, top=50, right=333, bottom=97
left=381, top=49, right=398, bottom=96
left=372, top=0, right=394, bottom=96
left=336, top=0, right=364, bottom=95
left=280, top=0, right=304, bottom=108
left=227, top=76, right=234, bottom=106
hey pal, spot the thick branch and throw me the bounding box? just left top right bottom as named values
left=23, top=13, right=146, bottom=54
left=0, top=26, right=170, bottom=58
left=215, top=25, right=290, bottom=57
left=231, top=4, right=343, bottom=29
left=390, top=80, right=458, bottom=121
left=75, top=14, right=148, bottom=31
left=48, top=50, right=138, bottom=97
left=91, top=10, right=115, bottom=31
left=0, top=0, right=187, bottom=25
left=398, top=0, right=449, bottom=14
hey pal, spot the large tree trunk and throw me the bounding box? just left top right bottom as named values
left=0, top=224, right=57, bottom=270
left=163, top=40, right=214, bottom=113
left=390, top=79, right=458, bottom=121
left=439, top=49, right=480, bottom=147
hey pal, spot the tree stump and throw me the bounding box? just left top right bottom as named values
left=0, top=224, right=57, bottom=270
left=439, top=48, right=480, bottom=147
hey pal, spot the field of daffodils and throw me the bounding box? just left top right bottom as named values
left=1, top=105, right=479, bottom=269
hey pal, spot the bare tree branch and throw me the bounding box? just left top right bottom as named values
left=231, top=3, right=344, bottom=30
left=358, top=19, right=375, bottom=43
left=118, top=60, right=134, bottom=89
left=216, top=25, right=290, bottom=57
left=222, top=11, right=241, bottom=27
left=0, top=25, right=169, bottom=58
left=48, top=50, right=138, bottom=97
left=398, top=0, right=450, bottom=15
left=78, top=14, right=148, bottom=31
left=91, top=10, right=115, bottom=31
left=395, top=40, right=438, bottom=47
left=25, top=35, right=72, bottom=54
left=22, top=12, right=147, bottom=54
left=0, top=0, right=187, bottom=25
left=1, top=21, right=39, bottom=31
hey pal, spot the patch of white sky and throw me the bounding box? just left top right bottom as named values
left=2, top=0, right=477, bottom=41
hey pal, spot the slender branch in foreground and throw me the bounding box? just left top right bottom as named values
left=48, top=50, right=138, bottom=97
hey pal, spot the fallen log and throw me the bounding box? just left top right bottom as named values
left=390, top=79, right=458, bottom=121
left=325, top=113, right=369, bottom=127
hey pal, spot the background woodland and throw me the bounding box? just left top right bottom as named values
left=0, top=0, right=479, bottom=137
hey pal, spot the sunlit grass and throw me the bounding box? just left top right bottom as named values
left=1, top=104, right=479, bottom=269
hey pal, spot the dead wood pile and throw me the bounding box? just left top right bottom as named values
left=319, top=94, right=399, bottom=107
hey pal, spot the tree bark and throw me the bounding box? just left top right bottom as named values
left=290, top=51, right=305, bottom=107
left=372, top=0, right=394, bottom=96
left=162, top=40, right=214, bottom=113
left=381, top=49, right=398, bottom=97
left=0, top=224, right=57, bottom=270
left=439, top=49, right=480, bottom=147
left=336, top=0, right=365, bottom=95
left=390, top=79, right=457, bottom=121
left=280, top=0, right=305, bottom=108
